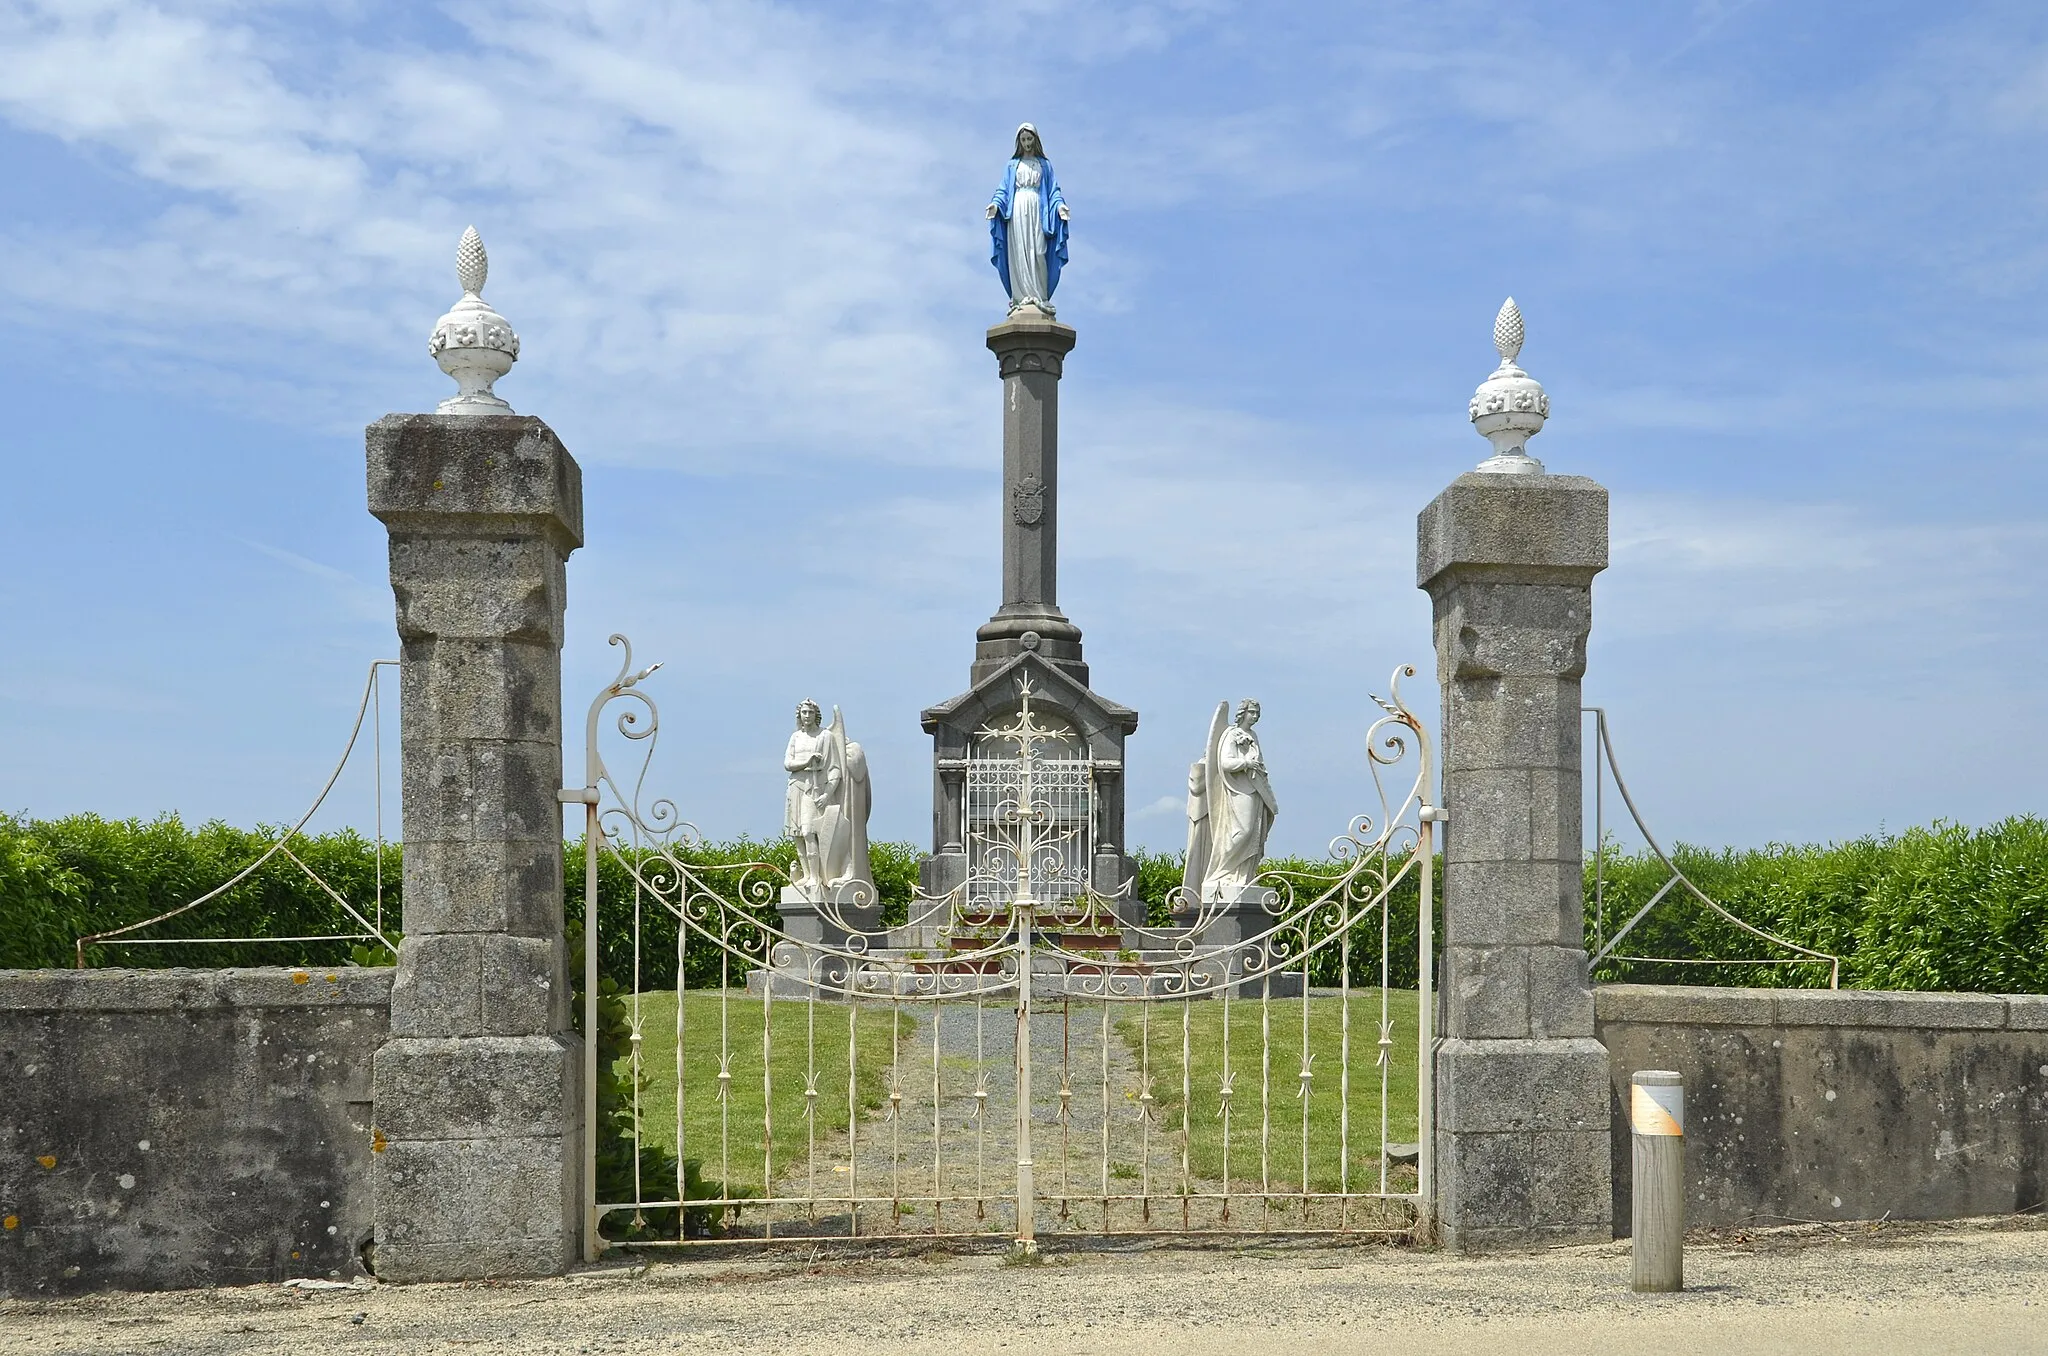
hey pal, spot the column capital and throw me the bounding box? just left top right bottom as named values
left=1417, top=472, right=1607, bottom=595
left=986, top=313, right=1077, bottom=375
left=367, top=414, right=583, bottom=552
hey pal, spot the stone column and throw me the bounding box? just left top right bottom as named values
left=975, top=312, right=1085, bottom=686
left=367, top=412, right=582, bottom=1280
left=1416, top=300, right=1612, bottom=1250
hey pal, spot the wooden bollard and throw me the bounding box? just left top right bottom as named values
left=1630, top=1069, right=1685, bottom=1292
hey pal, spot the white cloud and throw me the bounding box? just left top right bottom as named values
left=0, top=0, right=1024, bottom=458
left=1608, top=497, right=2047, bottom=649
left=1135, top=794, right=1182, bottom=819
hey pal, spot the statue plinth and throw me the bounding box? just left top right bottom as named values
left=1179, top=885, right=1281, bottom=949
left=776, top=883, right=883, bottom=950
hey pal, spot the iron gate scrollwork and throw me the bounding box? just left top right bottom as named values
left=565, top=635, right=1437, bottom=1256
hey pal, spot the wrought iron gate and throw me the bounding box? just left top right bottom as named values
left=565, top=636, right=1437, bottom=1256
left=963, top=696, right=1093, bottom=912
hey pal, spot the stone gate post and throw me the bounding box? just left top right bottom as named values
left=365, top=231, right=584, bottom=1280
left=1416, top=300, right=1612, bottom=1250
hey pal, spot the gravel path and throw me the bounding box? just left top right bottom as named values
left=7, top=1217, right=2046, bottom=1355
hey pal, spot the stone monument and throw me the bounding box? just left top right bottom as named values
left=367, top=228, right=583, bottom=1279
left=1418, top=299, right=1612, bottom=1250
left=922, top=130, right=1139, bottom=926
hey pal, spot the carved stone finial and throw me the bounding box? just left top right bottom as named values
left=428, top=226, right=520, bottom=416
left=1468, top=296, right=1547, bottom=475
left=456, top=226, right=488, bottom=296
left=1493, top=297, right=1524, bottom=364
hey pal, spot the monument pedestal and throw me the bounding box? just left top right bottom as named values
left=1171, top=886, right=1301, bottom=996
left=1180, top=885, right=1281, bottom=949
left=921, top=313, right=1139, bottom=916
left=775, top=884, right=884, bottom=949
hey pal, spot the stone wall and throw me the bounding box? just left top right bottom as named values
left=1597, top=983, right=2048, bottom=1231
left=0, top=967, right=392, bottom=1296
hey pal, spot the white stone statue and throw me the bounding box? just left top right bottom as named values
left=783, top=700, right=875, bottom=901
left=1182, top=699, right=1278, bottom=902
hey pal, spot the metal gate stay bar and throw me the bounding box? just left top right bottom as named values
left=563, top=635, right=1436, bottom=1256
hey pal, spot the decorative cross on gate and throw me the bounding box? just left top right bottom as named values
left=972, top=675, right=1079, bottom=914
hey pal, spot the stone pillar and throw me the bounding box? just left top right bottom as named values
left=1417, top=300, right=1611, bottom=1251
left=366, top=412, right=583, bottom=1280
left=1418, top=472, right=1610, bottom=1250
left=975, top=312, right=1085, bottom=686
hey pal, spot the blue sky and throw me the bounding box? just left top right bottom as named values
left=2, top=0, right=2044, bottom=859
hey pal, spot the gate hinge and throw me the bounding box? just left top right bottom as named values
left=557, top=787, right=600, bottom=805
left=1420, top=805, right=1449, bottom=824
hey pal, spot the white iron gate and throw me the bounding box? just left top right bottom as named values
left=963, top=742, right=1092, bottom=912
left=565, top=637, right=1437, bottom=1255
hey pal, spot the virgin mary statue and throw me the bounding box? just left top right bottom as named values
left=987, top=123, right=1070, bottom=314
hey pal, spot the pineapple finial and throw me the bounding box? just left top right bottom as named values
left=1467, top=297, right=1548, bottom=474
left=1493, top=297, right=1524, bottom=365
left=455, top=226, right=488, bottom=296
left=427, top=226, right=520, bottom=415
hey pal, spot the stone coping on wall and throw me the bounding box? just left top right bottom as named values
left=1595, top=982, right=2048, bottom=1032
left=0, top=965, right=396, bottom=1011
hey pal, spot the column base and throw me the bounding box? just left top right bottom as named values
left=973, top=607, right=1087, bottom=686
left=370, top=1034, right=581, bottom=1281
left=1434, top=1036, right=1613, bottom=1251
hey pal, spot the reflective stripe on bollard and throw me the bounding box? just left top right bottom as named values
left=1631, top=1069, right=1684, bottom=1293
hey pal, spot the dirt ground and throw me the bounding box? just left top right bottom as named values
left=7, top=1216, right=2046, bottom=1356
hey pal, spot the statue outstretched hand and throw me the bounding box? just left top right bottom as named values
left=986, top=202, right=999, bottom=219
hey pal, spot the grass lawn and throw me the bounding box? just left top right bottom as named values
left=622, top=990, right=904, bottom=1198
left=1116, top=989, right=1420, bottom=1193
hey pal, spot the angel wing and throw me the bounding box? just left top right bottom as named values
left=1181, top=702, right=1231, bottom=900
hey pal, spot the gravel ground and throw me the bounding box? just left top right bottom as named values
left=8, top=1216, right=2046, bottom=1355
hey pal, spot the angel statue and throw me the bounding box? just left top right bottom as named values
left=986, top=122, right=1070, bottom=315
left=1182, top=700, right=1278, bottom=903
left=783, top=700, right=875, bottom=901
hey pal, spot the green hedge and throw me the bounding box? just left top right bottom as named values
left=1130, top=848, right=1432, bottom=990
left=0, top=812, right=401, bottom=971
left=0, top=812, right=919, bottom=981
left=1585, top=816, right=2048, bottom=992
left=6, top=811, right=2045, bottom=995
left=562, top=836, right=920, bottom=992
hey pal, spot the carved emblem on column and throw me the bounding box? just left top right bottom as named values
left=1012, top=475, right=1045, bottom=525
